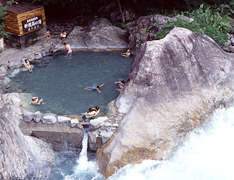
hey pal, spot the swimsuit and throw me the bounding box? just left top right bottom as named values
left=90, top=85, right=95, bottom=90
left=67, top=49, right=72, bottom=54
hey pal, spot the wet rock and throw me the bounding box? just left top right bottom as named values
left=19, top=85, right=27, bottom=91
left=96, top=27, right=234, bottom=178
left=31, top=59, right=42, bottom=64
left=7, top=82, right=19, bottom=91
left=8, top=69, right=21, bottom=78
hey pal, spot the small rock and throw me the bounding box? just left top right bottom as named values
left=70, top=119, right=79, bottom=127
left=42, top=115, right=57, bottom=124
left=33, top=111, right=42, bottom=123
left=23, top=111, right=34, bottom=122
left=19, top=86, right=27, bottom=91
left=35, top=53, right=43, bottom=60
left=0, top=66, right=7, bottom=76
left=58, top=116, right=71, bottom=123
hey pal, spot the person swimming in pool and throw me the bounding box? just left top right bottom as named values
left=84, top=84, right=104, bottom=93
left=121, top=49, right=131, bottom=58
left=115, top=80, right=125, bottom=92
left=29, top=97, right=43, bottom=105
left=24, top=59, right=33, bottom=72
left=64, top=42, right=72, bottom=54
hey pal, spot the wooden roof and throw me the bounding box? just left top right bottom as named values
left=7, top=2, right=43, bottom=14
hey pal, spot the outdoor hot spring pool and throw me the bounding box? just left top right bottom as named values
left=9, top=52, right=134, bottom=115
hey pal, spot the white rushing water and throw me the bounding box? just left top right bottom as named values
left=63, top=128, right=103, bottom=180
left=108, top=105, right=234, bottom=180
left=51, top=104, right=234, bottom=180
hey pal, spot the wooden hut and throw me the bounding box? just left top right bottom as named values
left=4, top=2, right=46, bottom=35
left=3, top=2, right=47, bottom=49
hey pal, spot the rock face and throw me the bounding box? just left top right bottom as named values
left=57, top=18, right=128, bottom=51
left=96, top=27, right=234, bottom=178
left=0, top=93, right=55, bottom=180
left=127, top=14, right=194, bottom=55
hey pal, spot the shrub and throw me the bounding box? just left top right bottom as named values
left=154, top=3, right=233, bottom=45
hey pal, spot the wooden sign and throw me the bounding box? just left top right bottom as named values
left=22, top=15, right=43, bottom=33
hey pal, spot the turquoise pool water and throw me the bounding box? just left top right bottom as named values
left=10, top=52, right=133, bottom=115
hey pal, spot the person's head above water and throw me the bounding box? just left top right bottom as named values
left=95, top=106, right=99, bottom=110
left=63, top=42, right=67, bottom=45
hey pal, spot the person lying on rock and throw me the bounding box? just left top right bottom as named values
left=29, top=97, right=43, bottom=105
left=24, top=59, right=33, bottom=72
left=64, top=42, right=72, bottom=54
left=84, top=84, right=104, bottom=93
left=83, top=106, right=100, bottom=119
left=121, top=49, right=131, bottom=58
left=115, top=80, right=125, bottom=92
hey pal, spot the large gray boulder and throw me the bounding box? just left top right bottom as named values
left=0, top=93, right=55, bottom=180
left=62, top=18, right=128, bottom=51
left=96, top=27, right=234, bottom=178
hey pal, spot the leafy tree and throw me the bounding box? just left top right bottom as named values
left=0, top=0, right=15, bottom=38
left=0, top=0, right=15, bottom=53
left=154, top=3, right=233, bottom=45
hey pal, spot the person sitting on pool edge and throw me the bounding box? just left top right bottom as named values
left=88, top=106, right=100, bottom=118
left=84, top=84, right=104, bottom=93
left=29, top=97, right=43, bottom=105
left=24, top=59, right=33, bottom=72
left=64, top=42, right=72, bottom=54
left=121, top=49, right=131, bottom=58
left=60, top=31, right=67, bottom=40
left=115, top=80, right=125, bottom=92
left=82, top=106, right=100, bottom=121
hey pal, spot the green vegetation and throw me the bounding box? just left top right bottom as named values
left=0, top=0, right=16, bottom=38
left=152, top=3, right=234, bottom=45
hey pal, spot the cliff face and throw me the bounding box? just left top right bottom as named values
left=96, top=27, right=234, bottom=178
left=0, top=93, right=55, bottom=180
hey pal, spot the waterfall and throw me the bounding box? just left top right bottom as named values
left=51, top=104, right=234, bottom=180
left=63, top=128, right=103, bottom=180
left=108, top=105, right=234, bottom=180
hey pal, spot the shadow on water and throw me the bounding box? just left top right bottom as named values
left=10, top=52, right=134, bottom=115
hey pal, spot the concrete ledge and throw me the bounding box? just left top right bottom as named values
left=20, top=121, right=83, bottom=152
